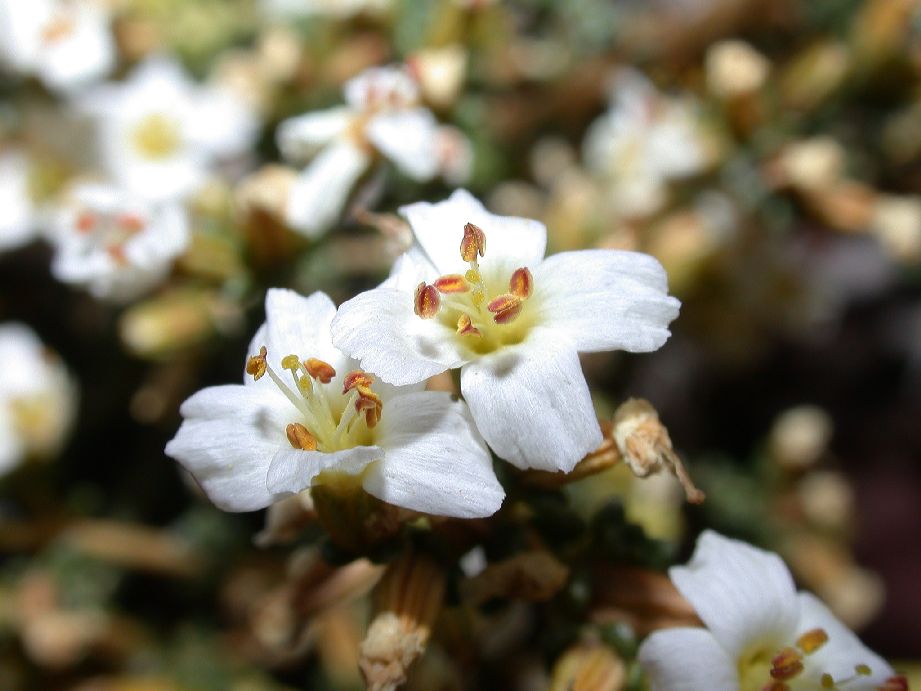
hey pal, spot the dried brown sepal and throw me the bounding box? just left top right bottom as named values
left=521, top=435, right=621, bottom=488
left=550, top=643, right=626, bottom=691
left=612, top=398, right=705, bottom=504
left=460, top=551, right=569, bottom=606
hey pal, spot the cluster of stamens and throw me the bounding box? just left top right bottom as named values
left=74, top=208, right=146, bottom=265
left=245, top=346, right=381, bottom=453
left=413, top=222, right=534, bottom=341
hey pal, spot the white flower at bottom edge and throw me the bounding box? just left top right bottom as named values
left=165, top=289, right=504, bottom=519
left=0, top=323, right=77, bottom=476
left=637, top=530, right=907, bottom=691
left=49, top=182, right=189, bottom=302
left=330, top=189, right=680, bottom=473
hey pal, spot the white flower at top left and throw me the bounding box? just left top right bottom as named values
left=165, top=289, right=504, bottom=519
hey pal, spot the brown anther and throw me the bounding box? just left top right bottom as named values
left=413, top=282, right=440, bottom=319
left=245, top=345, right=268, bottom=381
left=770, top=648, right=804, bottom=681
left=877, top=676, right=909, bottom=691
left=305, top=358, right=336, bottom=384
left=796, top=628, right=829, bottom=654
left=487, top=293, right=523, bottom=324
left=75, top=211, right=97, bottom=233
left=343, top=370, right=374, bottom=394
left=509, top=267, right=533, bottom=299
left=286, top=422, right=317, bottom=451
left=433, top=274, right=469, bottom=293
left=355, top=390, right=383, bottom=428
left=456, top=313, right=481, bottom=337
left=116, top=213, right=145, bottom=232
left=460, top=222, right=486, bottom=262
left=107, top=245, right=128, bottom=265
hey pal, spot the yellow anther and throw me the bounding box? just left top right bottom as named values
left=245, top=345, right=268, bottom=381
left=281, top=354, right=301, bottom=371
left=434, top=274, right=469, bottom=293
left=460, top=222, right=486, bottom=262
left=305, top=358, right=336, bottom=384
left=286, top=422, right=317, bottom=451
left=796, top=628, right=829, bottom=654
left=471, top=290, right=485, bottom=308
left=465, top=268, right=481, bottom=284
left=770, top=648, right=804, bottom=681
left=414, top=282, right=441, bottom=319
left=856, top=664, right=872, bottom=676
left=343, top=370, right=374, bottom=394
left=509, top=267, right=533, bottom=299
left=457, top=313, right=481, bottom=337
left=821, top=673, right=835, bottom=688
left=488, top=293, right=524, bottom=325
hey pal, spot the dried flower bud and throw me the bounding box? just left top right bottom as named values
left=460, top=551, right=569, bottom=606
left=768, top=405, right=833, bottom=471
left=706, top=40, right=770, bottom=99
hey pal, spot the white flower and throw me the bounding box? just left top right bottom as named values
left=165, top=289, right=504, bottom=518
left=331, top=190, right=680, bottom=473
left=49, top=182, right=189, bottom=302
left=0, top=0, right=114, bottom=92
left=0, top=150, right=37, bottom=252
left=638, top=531, right=905, bottom=691
left=583, top=68, right=708, bottom=219
left=80, top=57, right=259, bottom=203
left=277, top=64, right=459, bottom=237
left=260, top=0, right=392, bottom=19
left=0, top=323, right=77, bottom=476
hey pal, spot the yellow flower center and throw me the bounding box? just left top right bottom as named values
left=131, top=114, right=182, bottom=161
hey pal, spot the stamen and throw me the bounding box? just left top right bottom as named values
left=245, top=346, right=268, bottom=380
left=796, top=628, right=829, bottom=654
left=286, top=422, right=317, bottom=450
left=878, top=676, right=910, bottom=691
left=457, top=313, right=481, bottom=337
left=343, top=370, right=374, bottom=394
left=355, top=389, right=383, bottom=428
left=465, top=268, right=481, bottom=284
left=305, top=358, right=336, bottom=384
left=488, top=294, right=523, bottom=324
left=822, top=674, right=835, bottom=688
left=116, top=213, right=145, bottom=232
left=76, top=211, right=97, bottom=233
left=509, top=267, right=533, bottom=298
left=414, top=282, right=440, bottom=319
left=856, top=665, right=872, bottom=677
left=41, top=16, right=75, bottom=44
left=434, top=274, right=469, bottom=293
left=770, top=648, right=804, bottom=681
left=460, top=222, right=486, bottom=261
left=281, top=354, right=302, bottom=371
left=107, top=245, right=128, bottom=265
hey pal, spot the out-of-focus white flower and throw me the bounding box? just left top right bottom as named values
left=0, top=150, right=37, bottom=251
left=49, top=182, right=189, bottom=302
left=0, top=0, right=114, bottom=92
left=583, top=69, right=709, bottom=219
left=0, top=323, right=77, bottom=475
left=80, top=57, right=259, bottom=203
left=166, top=289, right=504, bottom=518
left=638, top=531, right=904, bottom=691
left=277, top=65, right=468, bottom=237
left=260, top=0, right=391, bottom=19
left=331, top=190, right=680, bottom=473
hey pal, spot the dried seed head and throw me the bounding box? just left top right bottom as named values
left=413, top=282, right=440, bottom=319
left=460, top=222, right=486, bottom=261
left=286, top=422, right=317, bottom=450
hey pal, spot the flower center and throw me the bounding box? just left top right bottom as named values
left=73, top=208, right=147, bottom=265
left=41, top=15, right=76, bottom=45
left=245, top=346, right=381, bottom=453
left=131, top=114, right=182, bottom=161
left=413, top=221, right=537, bottom=354
left=737, top=628, right=899, bottom=691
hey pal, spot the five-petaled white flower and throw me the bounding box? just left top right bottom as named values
left=277, top=64, right=465, bottom=237
left=0, top=0, right=114, bottom=93
left=583, top=68, right=709, bottom=220
left=331, top=190, right=680, bottom=473
left=165, top=289, right=504, bottom=518
left=80, top=57, right=258, bottom=203
left=0, top=323, right=77, bottom=476
left=638, top=531, right=906, bottom=691
left=49, top=182, right=189, bottom=302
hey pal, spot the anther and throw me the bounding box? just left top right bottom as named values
left=281, top=354, right=301, bottom=371
left=434, top=274, right=469, bottom=293
left=245, top=345, right=268, bottom=381
left=488, top=293, right=523, bottom=324
left=878, top=676, right=909, bottom=691
left=355, top=390, right=383, bottom=428
left=821, top=675, right=835, bottom=689
left=796, top=628, right=829, bottom=654
left=414, top=282, right=440, bottom=319
left=856, top=664, right=872, bottom=676
left=305, top=358, right=336, bottom=384
left=116, top=213, right=145, bottom=232
left=76, top=211, right=97, bottom=233
left=286, top=422, right=317, bottom=450
left=465, top=268, right=481, bottom=284
left=770, top=648, right=804, bottom=681
left=509, top=267, right=533, bottom=299
left=460, top=222, right=486, bottom=262
left=343, top=370, right=374, bottom=394
left=457, top=313, right=481, bottom=337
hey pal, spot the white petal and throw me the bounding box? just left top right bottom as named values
left=670, top=531, right=799, bottom=659
left=366, top=108, right=440, bottom=181
left=459, top=329, right=602, bottom=472
left=399, top=189, right=547, bottom=275
left=263, top=289, right=342, bottom=366
left=331, top=285, right=468, bottom=386
left=165, top=385, right=291, bottom=512
left=534, top=249, right=680, bottom=353
left=364, top=391, right=503, bottom=517
left=285, top=139, right=370, bottom=238
left=265, top=445, right=384, bottom=495
left=276, top=107, right=354, bottom=162
left=186, top=85, right=259, bottom=159
left=796, top=592, right=894, bottom=688
left=343, top=65, right=419, bottom=111
left=638, top=628, right=738, bottom=691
